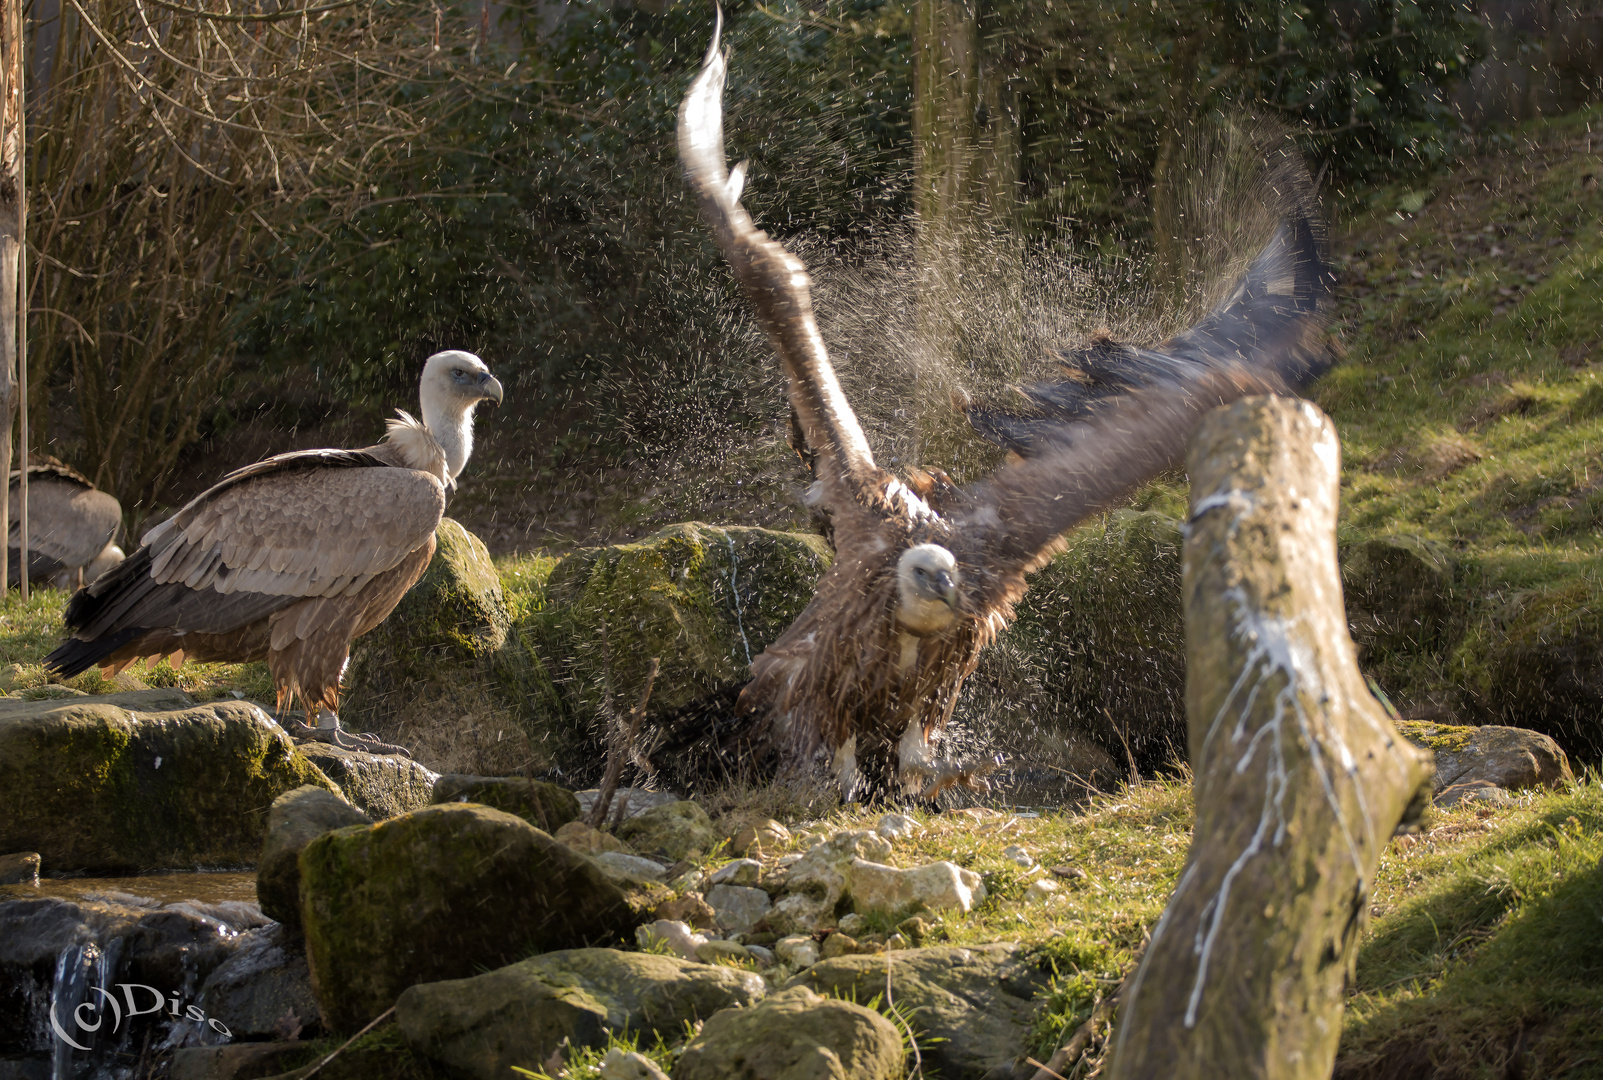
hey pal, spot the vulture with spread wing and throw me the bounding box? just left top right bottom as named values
left=679, top=27, right=1338, bottom=800
left=8, top=458, right=124, bottom=590
left=45, top=351, right=503, bottom=752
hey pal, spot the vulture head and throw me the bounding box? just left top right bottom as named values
left=896, top=543, right=960, bottom=634
left=419, top=350, right=504, bottom=480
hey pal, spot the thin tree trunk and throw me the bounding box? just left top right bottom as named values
left=1150, top=24, right=1208, bottom=300
left=911, top=0, right=1018, bottom=479
left=0, top=0, right=20, bottom=595
left=1104, top=397, right=1435, bottom=1080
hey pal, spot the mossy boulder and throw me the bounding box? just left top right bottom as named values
left=397, top=948, right=765, bottom=1079
left=430, top=773, right=581, bottom=832
left=615, top=800, right=719, bottom=861
left=788, top=944, right=1047, bottom=1080
left=1451, top=578, right=1603, bottom=756
left=1397, top=720, right=1574, bottom=792
left=1341, top=535, right=1459, bottom=663
left=0, top=691, right=336, bottom=873
left=299, top=803, right=660, bottom=1032
left=973, top=509, right=1186, bottom=775
left=519, top=522, right=832, bottom=781
left=341, top=518, right=550, bottom=765
left=297, top=743, right=438, bottom=819
left=671, top=984, right=904, bottom=1080
left=258, top=785, right=372, bottom=932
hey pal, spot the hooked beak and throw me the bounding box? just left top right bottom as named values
left=479, top=372, right=504, bottom=405
left=935, top=569, right=958, bottom=609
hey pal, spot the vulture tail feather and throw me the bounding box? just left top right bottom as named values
left=45, top=627, right=149, bottom=679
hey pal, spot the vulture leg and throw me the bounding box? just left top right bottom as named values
left=280, top=707, right=414, bottom=758
left=849, top=735, right=903, bottom=806
left=268, top=540, right=434, bottom=760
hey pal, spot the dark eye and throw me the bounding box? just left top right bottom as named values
left=915, top=567, right=927, bottom=578
left=453, top=369, right=466, bottom=379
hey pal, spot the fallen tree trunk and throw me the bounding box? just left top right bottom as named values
left=1103, top=396, right=1434, bottom=1080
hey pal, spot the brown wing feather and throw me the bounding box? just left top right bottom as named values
left=48, top=455, right=444, bottom=681
left=950, top=203, right=1336, bottom=612
left=268, top=536, right=436, bottom=712
left=679, top=25, right=897, bottom=545
left=144, top=466, right=444, bottom=601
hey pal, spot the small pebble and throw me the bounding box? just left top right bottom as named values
left=598, top=1048, right=670, bottom=1080
left=1024, top=879, right=1060, bottom=904
left=776, top=934, right=818, bottom=968
left=821, top=932, right=861, bottom=959
left=885, top=933, right=909, bottom=950
left=836, top=912, right=869, bottom=935
left=709, top=858, right=762, bottom=887
left=635, top=920, right=706, bottom=960
left=1002, top=844, right=1034, bottom=868
left=694, top=939, right=752, bottom=965
left=876, top=812, right=919, bottom=840
left=744, top=944, right=776, bottom=967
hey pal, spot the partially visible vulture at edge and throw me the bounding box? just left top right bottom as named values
left=8, top=457, right=124, bottom=591
left=678, top=23, right=1339, bottom=801
left=45, top=351, right=503, bottom=753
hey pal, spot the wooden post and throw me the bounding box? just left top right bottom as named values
left=1103, top=397, right=1434, bottom=1080
left=0, top=0, right=19, bottom=595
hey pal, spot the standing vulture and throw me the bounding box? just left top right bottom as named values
left=679, top=27, right=1338, bottom=800
left=45, top=351, right=503, bottom=752
left=8, top=457, right=124, bottom=590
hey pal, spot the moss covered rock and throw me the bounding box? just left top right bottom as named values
left=1451, top=578, right=1603, bottom=755
left=1341, top=535, right=1459, bottom=663
left=299, top=803, right=656, bottom=1032
left=972, top=509, right=1186, bottom=775
left=0, top=691, right=335, bottom=873
left=258, top=785, right=372, bottom=931
left=519, top=523, right=832, bottom=781
left=787, top=944, right=1046, bottom=1080
left=672, top=984, right=904, bottom=1080
left=615, top=800, right=719, bottom=861
left=340, top=518, right=549, bottom=766
left=430, top=774, right=581, bottom=832
left=1398, top=720, right=1574, bottom=792
left=397, top=948, right=764, bottom=1079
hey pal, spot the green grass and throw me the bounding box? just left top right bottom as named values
left=1342, top=776, right=1603, bottom=1077
left=1307, top=107, right=1603, bottom=721
left=0, top=587, right=271, bottom=703
left=677, top=773, right=1603, bottom=1076
left=511, top=1028, right=684, bottom=1080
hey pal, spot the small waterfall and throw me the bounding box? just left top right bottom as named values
left=48, top=941, right=97, bottom=1080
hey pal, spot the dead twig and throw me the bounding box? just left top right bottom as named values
left=299, top=1005, right=395, bottom=1079
left=886, top=952, right=924, bottom=1080
left=589, top=656, right=660, bottom=828
left=1029, top=942, right=1148, bottom=1080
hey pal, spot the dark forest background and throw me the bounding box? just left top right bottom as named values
left=19, top=0, right=1603, bottom=541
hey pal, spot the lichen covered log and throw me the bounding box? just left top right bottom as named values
left=1105, top=397, right=1435, bottom=1080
